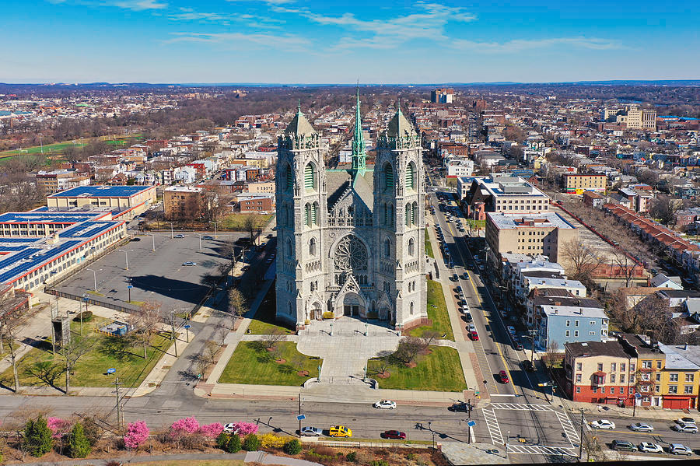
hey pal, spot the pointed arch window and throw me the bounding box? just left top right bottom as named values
left=406, top=162, right=416, bottom=191
left=304, top=163, right=316, bottom=191
left=304, top=203, right=311, bottom=227
left=384, top=238, right=391, bottom=257
left=309, top=237, right=317, bottom=256
left=405, top=203, right=413, bottom=226
left=311, top=202, right=319, bottom=225
left=384, top=163, right=394, bottom=192
left=412, top=202, right=418, bottom=226
left=286, top=163, right=293, bottom=191
left=389, top=204, right=394, bottom=227
left=408, top=238, right=415, bottom=256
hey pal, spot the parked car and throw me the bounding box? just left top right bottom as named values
left=182, top=261, right=197, bottom=266
left=669, top=443, right=693, bottom=455
left=611, top=440, right=636, bottom=451
left=464, top=312, right=473, bottom=322
left=382, top=430, right=406, bottom=440
left=522, top=360, right=535, bottom=372
left=300, top=426, right=322, bottom=437
left=329, top=425, right=352, bottom=438
left=202, top=235, right=213, bottom=240
left=507, top=326, right=516, bottom=335
left=374, top=400, right=397, bottom=409
left=462, top=272, right=470, bottom=280
left=174, top=234, right=185, bottom=238
left=638, top=442, right=663, bottom=453
left=672, top=423, right=698, bottom=433
left=449, top=402, right=470, bottom=412
left=590, top=420, right=615, bottom=430
left=675, top=417, right=696, bottom=425
left=468, top=324, right=479, bottom=341
left=629, top=422, right=653, bottom=432
left=223, top=423, right=238, bottom=434
left=499, top=370, right=510, bottom=384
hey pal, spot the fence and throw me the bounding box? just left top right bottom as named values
left=46, top=288, right=140, bottom=315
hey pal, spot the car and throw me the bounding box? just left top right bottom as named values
left=675, top=417, right=696, bottom=425
left=130, top=237, right=141, bottom=241
left=590, top=420, right=615, bottom=430
left=479, top=265, right=485, bottom=271
left=507, top=326, right=516, bottom=335
left=499, top=370, right=509, bottom=383
left=512, top=339, right=524, bottom=351
left=449, top=402, right=470, bottom=412
left=223, top=423, right=239, bottom=434
left=522, top=360, right=535, bottom=372
left=469, top=328, right=479, bottom=341
left=174, top=234, right=185, bottom=238
left=202, top=235, right=214, bottom=240
left=329, top=425, right=352, bottom=438
left=672, top=423, right=698, bottom=433
left=629, top=422, right=653, bottom=432
left=374, top=400, right=397, bottom=409
left=611, top=440, right=636, bottom=451
left=464, top=312, right=473, bottom=322
left=300, top=426, right=322, bottom=437
left=382, top=430, right=406, bottom=440
left=638, top=442, right=663, bottom=453
left=182, top=261, right=197, bottom=266
left=463, top=272, right=470, bottom=280
left=669, top=443, right=693, bottom=456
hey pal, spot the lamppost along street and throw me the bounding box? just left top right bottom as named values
left=86, top=268, right=97, bottom=291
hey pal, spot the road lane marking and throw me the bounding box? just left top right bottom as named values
left=507, top=445, right=577, bottom=456
left=490, top=403, right=555, bottom=411
left=482, top=407, right=504, bottom=445
left=555, top=410, right=580, bottom=445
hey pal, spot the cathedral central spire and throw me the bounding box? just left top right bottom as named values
left=351, top=86, right=366, bottom=175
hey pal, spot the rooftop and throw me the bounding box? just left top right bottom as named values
left=48, top=185, right=154, bottom=198
left=488, top=211, right=576, bottom=230
left=540, top=304, right=607, bottom=319
left=566, top=340, right=635, bottom=359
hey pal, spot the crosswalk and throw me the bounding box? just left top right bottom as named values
left=489, top=403, right=555, bottom=412
left=555, top=410, right=580, bottom=444
left=507, top=444, right=577, bottom=456
left=482, top=407, right=504, bottom=445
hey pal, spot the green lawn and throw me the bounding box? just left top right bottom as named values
left=368, top=346, right=466, bottom=392
left=220, top=213, right=273, bottom=231
left=424, top=229, right=434, bottom=258
left=0, top=317, right=172, bottom=389
left=408, top=280, right=454, bottom=341
left=0, top=141, right=87, bottom=158
left=466, top=219, right=486, bottom=230
left=132, top=461, right=245, bottom=466
left=218, top=342, right=321, bottom=386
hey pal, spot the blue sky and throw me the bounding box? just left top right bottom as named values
left=2, top=0, right=699, bottom=83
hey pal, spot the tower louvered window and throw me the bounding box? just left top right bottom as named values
left=385, top=164, right=394, bottom=192
left=311, top=202, right=318, bottom=225
left=405, top=203, right=412, bottom=226
left=286, top=165, right=293, bottom=191
left=304, top=163, right=316, bottom=191
left=412, top=202, right=418, bottom=226
left=406, top=163, right=415, bottom=190
left=305, top=203, right=311, bottom=227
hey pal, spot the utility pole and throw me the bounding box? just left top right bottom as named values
left=298, top=393, right=302, bottom=435
left=578, top=409, right=585, bottom=461
left=114, top=377, right=123, bottom=431
left=170, top=310, right=178, bottom=357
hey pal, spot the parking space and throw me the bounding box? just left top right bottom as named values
left=57, top=232, right=243, bottom=313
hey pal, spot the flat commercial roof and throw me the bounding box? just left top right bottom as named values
left=488, top=212, right=576, bottom=230
left=0, top=212, right=102, bottom=224
left=48, top=185, right=153, bottom=198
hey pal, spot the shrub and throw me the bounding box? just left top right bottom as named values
left=346, top=451, right=357, bottom=462
left=24, top=416, right=53, bottom=457
left=284, top=438, right=302, bottom=455
left=124, top=421, right=149, bottom=450
left=226, top=434, right=241, bottom=453
left=216, top=432, right=229, bottom=450
left=370, top=461, right=389, bottom=466
left=200, top=422, right=224, bottom=438
left=243, top=434, right=260, bottom=451
left=322, top=311, right=334, bottom=319
left=81, top=416, right=104, bottom=446
left=68, top=422, right=91, bottom=458
left=73, top=311, right=93, bottom=322
left=260, top=432, right=289, bottom=449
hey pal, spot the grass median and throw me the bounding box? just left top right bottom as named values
left=368, top=346, right=466, bottom=392
left=408, top=280, right=454, bottom=341
left=425, top=229, right=434, bottom=258
left=218, top=341, right=321, bottom=386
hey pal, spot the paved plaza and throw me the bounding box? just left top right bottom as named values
left=297, top=319, right=401, bottom=383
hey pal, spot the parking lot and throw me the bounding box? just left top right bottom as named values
left=57, top=231, right=244, bottom=313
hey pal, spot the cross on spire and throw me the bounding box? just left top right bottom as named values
left=351, top=85, right=366, bottom=175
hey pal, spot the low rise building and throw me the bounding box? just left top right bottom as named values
left=46, top=185, right=156, bottom=219
left=562, top=174, right=607, bottom=194
left=464, top=175, right=550, bottom=217
left=535, top=300, right=607, bottom=351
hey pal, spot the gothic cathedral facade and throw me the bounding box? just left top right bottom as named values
left=275, top=94, right=427, bottom=330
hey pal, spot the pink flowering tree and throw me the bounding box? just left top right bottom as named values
left=47, top=417, right=72, bottom=439
left=230, top=422, right=258, bottom=436
left=200, top=422, right=224, bottom=438
left=169, top=417, right=200, bottom=438
left=124, top=421, right=149, bottom=450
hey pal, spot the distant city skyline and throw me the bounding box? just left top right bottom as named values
left=3, top=0, right=699, bottom=84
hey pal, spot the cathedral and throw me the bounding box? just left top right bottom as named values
left=275, top=93, right=427, bottom=330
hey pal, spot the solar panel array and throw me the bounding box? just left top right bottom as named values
left=0, top=240, right=82, bottom=284
left=60, top=221, right=116, bottom=239
left=49, top=186, right=151, bottom=198
left=0, top=237, right=42, bottom=243
left=0, top=212, right=99, bottom=224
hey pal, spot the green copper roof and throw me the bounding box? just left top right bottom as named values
left=351, top=88, right=366, bottom=175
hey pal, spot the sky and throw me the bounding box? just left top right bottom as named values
left=2, top=0, right=699, bottom=84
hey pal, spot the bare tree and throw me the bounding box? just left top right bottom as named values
left=421, top=330, right=441, bottom=347
left=612, top=250, right=639, bottom=287
left=560, top=239, right=603, bottom=288
left=4, top=318, right=22, bottom=393
left=228, top=288, right=247, bottom=323
left=129, top=301, right=162, bottom=358
left=243, top=214, right=260, bottom=245
left=260, top=328, right=285, bottom=350
left=544, top=341, right=560, bottom=370
left=60, top=336, right=92, bottom=394
left=394, top=337, right=427, bottom=364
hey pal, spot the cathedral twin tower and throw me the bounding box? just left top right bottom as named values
left=275, top=93, right=427, bottom=330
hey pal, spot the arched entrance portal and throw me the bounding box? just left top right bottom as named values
left=343, top=292, right=365, bottom=317
left=310, top=302, right=323, bottom=320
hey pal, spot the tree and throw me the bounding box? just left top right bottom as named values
left=129, top=301, right=162, bottom=358
left=421, top=330, right=441, bottom=347
left=3, top=315, right=22, bottom=393
left=394, top=337, right=427, bottom=365
left=243, top=434, right=260, bottom=451
left=612, top=250, right=639, bottom=287
left=260, top=328, right=285, bottom=350
left=60, top=336, right=92, bottom=394
left=226, top=433, right=241, bottom=453
left=650, top=195, right=678, bottom=225
left=24, top=416, right=54, bottom=457
left=228, top=288, right=247, bottom=322
left=544, top=341, right=560, bottom=370
left=68, top=422, right=91, bottom=458
left=560, top=238, right=603, bottom=288
left=284, top=438, right=302, bottom=455
left=243, top=214, right=260, bottom=246
left=124, top=421, right=149, bottom=450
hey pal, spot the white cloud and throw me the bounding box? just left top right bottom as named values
left=227, top=0, right=296, bottom=5
left=108, top=1, right=167, bottom=10
left=451, top=37, right=622, bottom=53
left=167, top=32, right=310, bottom=52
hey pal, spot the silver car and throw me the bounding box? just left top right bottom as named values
left=300, top=426, right=322, bottom=437
left=629, top=422, right=653, bottom=432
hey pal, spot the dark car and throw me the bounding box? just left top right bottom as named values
left=522, top=360, right=535, bottom=372
left=612, top=440, right=636, bottom=451
left=448, top=402, right=470, bottom=412
left=382, top=430, right=406, bottom=440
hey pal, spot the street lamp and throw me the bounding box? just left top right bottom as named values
left=329, top=322, right=333, bottom=336
left=86, top=268, right=97, bottom=291
left=197, top=234, right=202, bottom=251
left=365, top=322, right=368, bottom=336
left=148, top=233, right=155, bottom=252
left=170, top=222, right=174, bottom=239
left=122, top=250, right=129, bottom=271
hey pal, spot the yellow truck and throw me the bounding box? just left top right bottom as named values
left=329, top=425, right=352, bottom=438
